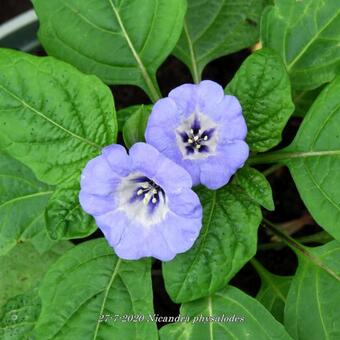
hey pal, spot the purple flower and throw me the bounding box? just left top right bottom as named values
left=79, top=143, right=202, bottom=261
left=145, top=80, right=249, bottom=189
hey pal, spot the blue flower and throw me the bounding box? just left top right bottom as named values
left=145, top=80, right=249, bottom=189
left=79, top=143, right=202, bottom=261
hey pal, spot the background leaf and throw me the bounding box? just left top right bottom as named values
left=123, top=105, right=152, bottom=148
left=0, top=241, right=73, bottom=309
left=226, top=48, right=294, bottom=152
left=174, top=0, right=268, bottom=82
left=32, top=0, right=187, bottom=102
left=283, top=77, right=340, bottom=241
left=284, top=241, right=340, bottom=339
left=0, top=152, right=53, bottom=255
left=45, top=173, right=96, bottom=240
left=0, top=49, right=117, bottom=185
left=235, top=166, right=274, bottom=210
left=261, top=0, right=340, bottom=90
left=35, top=239, right=158, bottom=340
left=163, top=181, right=262, bottom=303
left=0, top=289, right=41, bottom=339
left=293, top=86, right=324, bottom=117
left=252, top=259, right=291, bottom=323
left=159, top=285, right=292, bottom=340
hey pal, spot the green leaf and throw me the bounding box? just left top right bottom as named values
left=32, top=0, right=187, bottom=102
left=0, top=289, right=41, bottom=339
left=252, top=259, right=291, bottom=323
left=159, top=285, right=292, bottom=340
left=0, top=241, right=73, bottom=309
left=235, top=166, right=274, bottom=210
left=284, top=241, right=340, bottom=339
left=0, top=48, right=117, bottom=185
left=0, top=152, right=54, bottom=255
left=174, top=0, right=267, bottom=82
left=261, top=0, right=340, bottom=91
left=45, top=174, right=96, bottom=240
left=35, top=239, right=158, bottom=340
left=163, top=181, right=262, bottom=303
left=282, top=77, right=340, bottom=241
left=293, top=86, right=324, bottom=117
left=117, top=105, right=142, bottom=132
left=226, top=48, right=294, bottom=152
left=123, top=105, right=152, bottom=148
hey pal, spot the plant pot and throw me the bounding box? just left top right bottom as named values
left=0, top=9, right=39, bottom=52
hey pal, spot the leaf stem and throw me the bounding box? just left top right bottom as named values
left=183, top=21, right=200, bottom=84
left=258, top=231, right=332, bottom=250
left=262, top=163, right=283, bottom=177
left=249, top=149, right=340, bottom=165
left=262, top=219, right=340, bottom=282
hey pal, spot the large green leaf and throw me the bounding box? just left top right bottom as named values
left=32, top=0, right=187, bottom=102
left=174, top=0, right=267, bottom=82
left=226, top=48, right=294, bottom=152
left=0, top=48, right=117, bottom=185
left=235, top=166, right=274, bottom=210
left=45, top=173, right=96, bottom=240
left=0, top=152, right=54, bottom=255
left=34, top=239, right=158, bottom=340
left=252, top=259, right=291, bottom=323
left=0, top=289, right=41, bottom=339
left=293, top=86, right=324, bottom=117
left=282, top=77, right=340, bottom=241
left=261, top=0, right=340, bottom=90
left=159, top=285, right=292, bottom=340
left=123, top=104, right=152, bottom=148
left=163, top=181, right=262, bottom=303
left=284, top=241, right=340, bottom=339
left=0, top=241, right=73, bottom=309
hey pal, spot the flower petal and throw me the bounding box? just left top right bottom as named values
left=102, top=144, right=132, bottom=176
left=167, top=189, right=202, bottom=219
left=197, top=80, right=224, bottom=113
left=80, top=156, right=121, bottom=195
left=79, top=191, right=116, bottom=216
left=169, top=83, right=198, bottom=116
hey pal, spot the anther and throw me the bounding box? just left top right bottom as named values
left=188, top=138, right=193, bottom=144
left=137, top=189, right=144, bottom=196
left=194, top=136, right=199, bottom=141
left=152, top=197, right=157, bottom=204
left=204, top=136, right=208, bottom=141
left=190, top=129, right=194, bottom=134
left=152, top=189, right=158, bottom=195
left=196, top=144, right=201, bottom=149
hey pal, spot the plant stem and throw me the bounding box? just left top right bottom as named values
left=262, top=163, right=284, bottom=176
left=262, top=219, right=340, bottom=282
left=258, top=231, right=332, bottom=251
left=249, top=149, right=340, bottom=165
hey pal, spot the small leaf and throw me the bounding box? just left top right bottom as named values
left=226, top=48, right=294, bottom=152
left=0, top=152, right=54, bottom=255
left=45, top=174, right=96, bottom=240
left=261, top=0, right=340, bottom=90
left=117, top=105, right=143, bottom=132
left=35, top=239, right=158, bottom=340
left=32, top=0, right=187, bottom=101
left=0, top=49, right=117, bottom=185
left=235, top=166, right=274, bottom=210
left=252, top=259, right=291, bottom=323
left=283, top=77, right=340, bottom=241
left=284, top=241, right=340, bottom=339
left=0, top=241, right=73, bottom=308
left=123, top=105, right=152, bottom=148
left=174, top=0, right=267, bottom=82
left=163, top=181, right=262, bottom=303
left=159, top=285, right=292, bottom=340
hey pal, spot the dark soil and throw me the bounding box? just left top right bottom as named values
left=2, top=1, right=323, bottom=328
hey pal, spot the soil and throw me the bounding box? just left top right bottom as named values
left=2, top=1, right=323, bottom=328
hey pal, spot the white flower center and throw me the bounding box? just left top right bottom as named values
left=176, top=113, right=218, bottom=160
left=116, top=172, right=169, bottom=227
